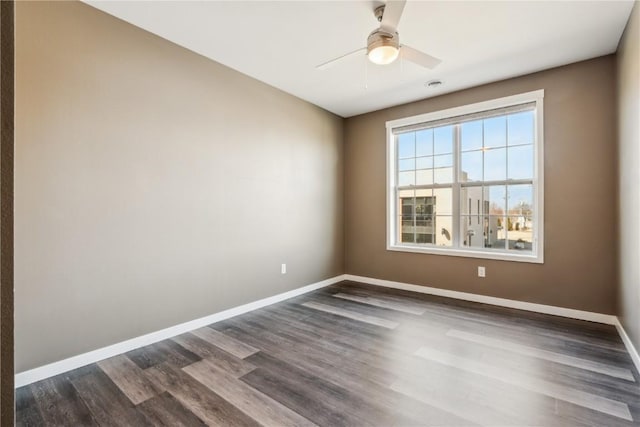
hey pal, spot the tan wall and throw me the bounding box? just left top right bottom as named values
left=15, top=1, right=343, bottom=372
left=617, top=3, right=640, bottom=351
left=345, top=56, right=618, bottom=314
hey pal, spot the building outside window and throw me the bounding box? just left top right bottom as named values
left=386, top=91, right=544, bottom=263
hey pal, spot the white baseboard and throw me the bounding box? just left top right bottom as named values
left=15, top=274, right=346, bottom=388
left=614, top=319, right=640, bottom=374
left=344, top=274, right=618, bottom=325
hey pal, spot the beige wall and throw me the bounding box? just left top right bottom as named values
left=345, top=56, right=618, bottom=314
left=617, top=2, right=640, bottom=352
left=15, top=1, right=343, bottom=372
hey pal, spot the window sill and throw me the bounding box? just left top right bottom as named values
left=387, top=244, right=544, bottom=264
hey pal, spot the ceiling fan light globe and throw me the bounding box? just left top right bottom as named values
left=368, top=45, right=399, bottom=65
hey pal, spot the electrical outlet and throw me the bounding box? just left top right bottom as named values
left=281, top=263, right=287, bottom=275
left=478, top=266, right=486, bottom=278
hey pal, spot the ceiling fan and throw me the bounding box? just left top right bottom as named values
left=316, top=0, right=441, bottom=70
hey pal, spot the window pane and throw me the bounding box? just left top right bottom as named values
left=434, top=126, right=453, bottom=154
left=398, top=188, right=414, bottom=199
left=508, top=111, right=534, bottom=146
left=400, top=194, right=414, bottom=243
left=401, top=232, right=415, bottom=243
left=461, top=150, right=483, bottom=182
left=416, top=129, right=433, bottom=156
left=399, top=158, right=415, bottom=172
left=460, top=215, right=506, bottom=250
left=506, top=219, right=533, bottom=250
left=434, top=154, right=453, bottom=184
left=433, top=188, right=452, bottom=215
left=486, top=216, right=506, bottom=249
left=484, top=116, right=506, bottom=148
left=416, top=169, right=433, bottom=185
left=460, top=185, right=483, bottom=217
left=434, top=154, right=452, bottom=168
left=461, top=120, right=483, bottom=152
left=461, top=216, right=483, bottom=248
left=506, top=216, right=533, bottom=251
left=434, top=168, right=453, bottom=184
left=415, top=188, right=432, bottom=198
left=507, top=184, right=533, bottom=211
left=507, top=184, right=533, bottom=252
left=415, top=196, right=435, bottom=243
left=434, top=216, right=453, bottom=247
left=416, top=156, right=433, bottom=170
left=398, top=171, right=415, bottom=186
left=398, top=133, right=415, bottom=159
left=508, top=145, right=534, bottom=180
left=401, top=197, right=413, bottom=217
left=486, top=185, right=506, bottom=215
left=416, top=233, right=433, bottom=244
left=484, top=148, right=506, bottom=181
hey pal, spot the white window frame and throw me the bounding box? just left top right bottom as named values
left=386, top=90, right=544, bottom=264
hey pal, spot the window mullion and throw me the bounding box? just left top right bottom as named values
left=398, top=183, right=454, bottom=190
left=452, top=124, right=461, bottom=249
left=504, top=115, right=509, bottom=250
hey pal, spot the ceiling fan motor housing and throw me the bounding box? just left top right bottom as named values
left=367, top=29, right=400, bottom=53
left=367, top=29, right=400, bottom=64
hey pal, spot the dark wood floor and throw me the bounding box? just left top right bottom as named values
left=16, top=281, right=640, bottom=426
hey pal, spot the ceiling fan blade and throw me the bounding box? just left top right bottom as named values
left=316, top=47, right=366, bottom=70
left=400, top=45, right=442, bottom=69
left=380, top=0, right=406, bottom=32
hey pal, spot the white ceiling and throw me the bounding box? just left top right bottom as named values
left=86, top=1, right=634, bottom=118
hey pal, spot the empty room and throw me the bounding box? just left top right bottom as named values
left=1, top=0, right=639, bottom=425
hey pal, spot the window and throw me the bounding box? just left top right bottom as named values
left=386, top=90, right=544, bottom=263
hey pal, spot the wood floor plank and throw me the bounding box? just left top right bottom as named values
left=145, top=362, right=260, bottom=427
left=71, top=367, right=152, bottom=426
left=301, top=301, right=399, bottom=329
left=447, top=328, right=636, bottom=382
left=172, top=333, right=256, bottom=377
left=191, top=326, right=259, bottom=359
left=414, top=345, right=634, bottom=421
left=137, top=391, right=207, bottom=426
left=309, top=292, right=408, bottom=322
left=333, top=292, right=427, bottom=315
left=31, top=375, right=98, bottom=426
left=184, top=358, right=317, bottom=427
left=126, top=339, right=201, bottom=370
left=97, top=354, right=160, bottom=404
left=15, top=385, right=45, bottom=427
